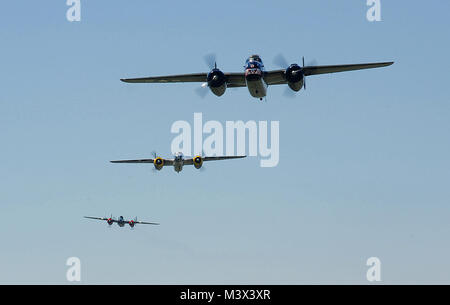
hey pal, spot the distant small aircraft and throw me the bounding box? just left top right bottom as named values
left=110, top=152, right=246, bottom=173
left=120, top=54, right=394, bottom=100
left=84, top=215, right=159, bottom=228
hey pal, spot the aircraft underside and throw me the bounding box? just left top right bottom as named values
left=246, top=78, right=268, bottom=98
left=174, top=161, right=183, bottom=173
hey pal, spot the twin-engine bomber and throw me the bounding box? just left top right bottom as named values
left=110, top=152, right=246, bottom=173
left=84, top=215, right=159, bottom=228
left=120, top=54, right=394, bottom=101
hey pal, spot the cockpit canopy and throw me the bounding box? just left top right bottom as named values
left=175, top=152, right=184, bottom=160
left=247, top=54, right=262, bottom=63
left=246, top=55, right=263, bottom=70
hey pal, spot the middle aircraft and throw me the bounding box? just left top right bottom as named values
left=111, top=152, right=246, bottom=173
left=121, top=54, right=394, bottom=101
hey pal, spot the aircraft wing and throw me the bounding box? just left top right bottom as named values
left=110, top=159, right=174, bottom=165
left=121, top=73, right=207, bottom=83
left=264, top=62, right=394, bottom=85
left=121, top=73, right=246, bottom=87
left=184, top=155, right=246, bottom=165
left=225, top=73, right=246, bottom=87
left=302, top=62, right=394, bottom=76
left=263, top=70, right=286, bottom=85
left=135, top=221, right=160, bottom=225
left=110, top=159, right=154, bottom=163
left=84, top=216, right=115, bottom=222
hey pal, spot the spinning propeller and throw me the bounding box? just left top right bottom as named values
left=273, top=54, right=318, bottom=97
left=196, top=53, right=222, bottom=98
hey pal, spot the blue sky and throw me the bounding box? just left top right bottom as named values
left=1, top=1, right=450, bottom=284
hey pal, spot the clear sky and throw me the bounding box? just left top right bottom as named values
left=1, top=1, right=450, bottom=284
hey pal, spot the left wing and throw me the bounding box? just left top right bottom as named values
left=121, top=73, right=246, bottom=88
left=121, top=73, right=207, bottom=83
left=184, top=155, right=246, bottom=165
left=110, top=159, right=154, bottom=163
left=110, top=159, right=175, bottom=165
left=225, top=73, right=246, bottom=87
left=264, top=61, right=394, bottom=85
left=84, top=216, right=114, bottom=222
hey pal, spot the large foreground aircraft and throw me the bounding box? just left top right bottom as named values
left=121, top=54, right=394, bottom=100
left=84, top=215, right=159, bottom=228
left=111, top=152, right=246, bottom=173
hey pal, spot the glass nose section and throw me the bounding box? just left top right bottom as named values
left=246, top=62, right=260, bottom=69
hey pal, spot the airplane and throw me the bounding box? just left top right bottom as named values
left=110, top=152, right=246, bottom=173
left=84, top=215, right=159, bottom=228
left=120, top=54, right=394, bottom=101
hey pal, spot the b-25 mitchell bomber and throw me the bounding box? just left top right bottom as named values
left=84, top=215, right=159, bottom=228
left=110, top=152, right=246, bottom=173
left=121, top=54, right=394, bottom=101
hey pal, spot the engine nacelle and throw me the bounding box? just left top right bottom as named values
left=285, top=64, right=304, bottom=92
left=129, top=221, right=135, bottom=228
left=107, top=218, right=113, bottom=225
left=193, top=156, right=203, bottom=169
left=207, top=68, right=227, bottom=96
left=153, top=157, right=164, bottom=170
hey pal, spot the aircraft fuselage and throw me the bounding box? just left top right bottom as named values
left=117, top=216, right=126, bottom=227
left=173, top=153, right=184, bottom=173
left=244, top=55, right=268, bottom=99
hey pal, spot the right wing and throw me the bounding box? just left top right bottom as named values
left=202, top=156, right=247, bottom=162
left=121, top=72, right=246, bottom=87
left=136, top=221, right=160, bottom=225
left=302, top=62, right=394, bottom=76
left=183, top=155, right=246, bottom=165
left=110, top=159, right=174, bottom=165
left=263, top=62, right=394, bottom=85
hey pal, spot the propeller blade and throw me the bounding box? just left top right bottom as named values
left=203, top=53, right=217, bottom=70
left=307, top=59, right=318, bottom=66
left=195, top=86, right=209, bottom=98
left=301, top=57, right=318, bottom=90
left=273, top=54, right=289, bottom=68
left=150, top=151, right=159, bottom=173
